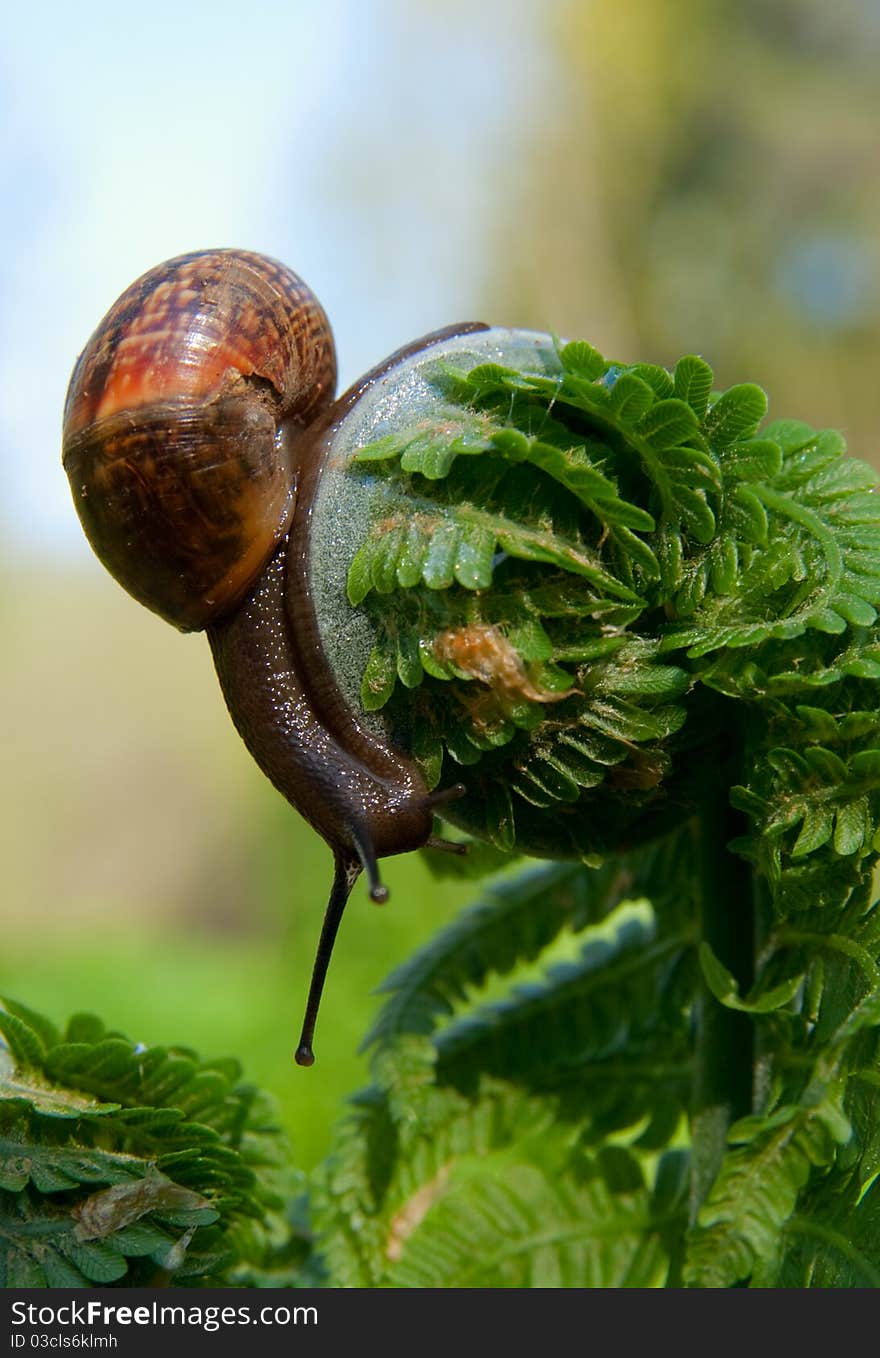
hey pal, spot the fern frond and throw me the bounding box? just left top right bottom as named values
left=348, top=486, right=639, bottom=606
left=311, top=322, right=880, bottom=1288
left=660, top=422, right=880, bottom=660
left=385, top=1149, right=668, bottom=1288
left=339, top=327, right=880, bottom=865
left=683, top=1092, right=849, bottom=1287
left=365, top=863, right=593, bottom=1049
left=313, top=1042, right=682, bottom=1289
left=757, top=1170, right=880, bottom=1288
left=728, top=693, right=880, bottom=917
left=434, top=909, right=689, bottom=1094
left=366, top=837, right=693, bottom=1052
left=0, top=1001, right=297, bottom=1287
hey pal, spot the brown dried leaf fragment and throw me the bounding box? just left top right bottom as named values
left=73, top=1166, right=213, bottom=1241
left=386, top=1163, right=452, bottom=1262
left=434, top=624, right=576, bottom=706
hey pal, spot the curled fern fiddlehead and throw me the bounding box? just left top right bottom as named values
left=310, top=337, right=880, bottom=1289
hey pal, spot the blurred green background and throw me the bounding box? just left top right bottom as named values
left=2, top=0, right=880, bottom=1170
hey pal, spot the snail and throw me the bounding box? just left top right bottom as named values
left=62, top=248, right=559, bottom=1063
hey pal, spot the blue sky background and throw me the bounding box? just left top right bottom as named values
left=1, top=0, right=552, bottom=560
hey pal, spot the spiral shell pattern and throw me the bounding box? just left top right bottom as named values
left=62, top=249, right=337, bottom=630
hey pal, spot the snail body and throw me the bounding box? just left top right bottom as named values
left=62, top=249, right=455, bottom=1063
left=62, top=249, right=553, bottom=1062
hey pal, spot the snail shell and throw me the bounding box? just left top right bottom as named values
left=62, top=249, right=336, bottom=631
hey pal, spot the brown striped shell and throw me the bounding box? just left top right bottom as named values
left=62, top=249, right=337, bottom=631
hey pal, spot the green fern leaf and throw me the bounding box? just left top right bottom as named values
left=365, top=863, right=614, bottom=1049
left=366, top=841, right=691, bottom=1053
left=0, top=1001, right=298, bottom=1287
left=434, top=908, right=689, bottom=1095
left=704, top=384, right=768, bottom=446
left=385, top=1150, right=668, bottom=1288
left=314, top=1046, right=681, bottom=1289
left=673, top=355, right=713, bottom=419
left=684, top=1095, right=848, bottom=1287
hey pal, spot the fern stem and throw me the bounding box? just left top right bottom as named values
left=689, top=790, right=754, bottom=1223
left=751, top=871, right=775, bottom=1115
